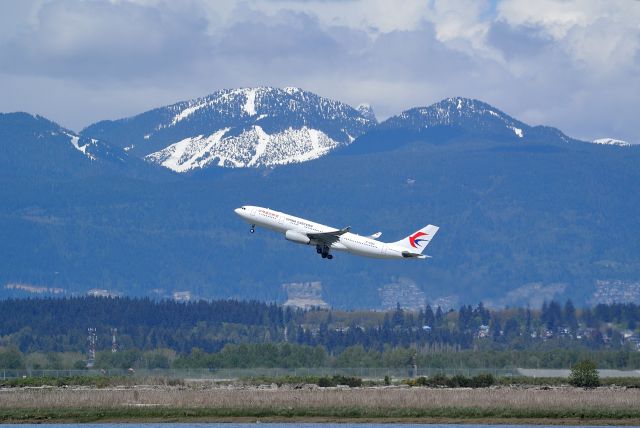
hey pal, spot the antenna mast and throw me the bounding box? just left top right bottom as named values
left=87, top=327, right=97, bottom=368
left=111, top=328, right=118, bottom=353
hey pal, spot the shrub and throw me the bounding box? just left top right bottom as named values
left=448, top=374, right=471, bottom=388
left=317, top=376, right=335, bottom=387
left=317, top=375, right=362, bottom=388
left=429, top=374, right=449, bottom=386
left=470, top=373, right=495, bottom=388
left=333, top=375, right=362, bottom=387
left=569, top=359, right=600, bottom=388
left=415, top=376, right=428, bottom=386
left=384, top=375, right=391, bottom=386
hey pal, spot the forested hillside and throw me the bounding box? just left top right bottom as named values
left=2, top=97, right=640, bottom=308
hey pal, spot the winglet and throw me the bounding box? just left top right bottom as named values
left=369, top=232, right=382, bottom=239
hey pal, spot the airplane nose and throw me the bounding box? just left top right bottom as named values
left=234, top=208, right=242, bottom=216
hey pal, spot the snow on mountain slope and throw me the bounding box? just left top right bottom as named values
left=82, top=87, right=375, bottom=172
left=61, top=131, right=131, bottom=164
left=66, top=133, right=102, bottom=161
left=592, top=138, right=636, bottom=147
left=146, top=125, right=339, bottom=171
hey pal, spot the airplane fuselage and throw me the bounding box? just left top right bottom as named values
left=234, top=205, right=435, bottom=260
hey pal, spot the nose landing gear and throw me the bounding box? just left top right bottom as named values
left=250, top=225, right=255, bottom=233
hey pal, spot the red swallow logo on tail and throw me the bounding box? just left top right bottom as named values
left=409, top=232, right=428, bottom=248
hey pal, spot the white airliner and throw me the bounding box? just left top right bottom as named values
left=234, top=206, right=439, bottom=260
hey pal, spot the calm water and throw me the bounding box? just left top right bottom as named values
left=1, top=424, right=637, bottom=428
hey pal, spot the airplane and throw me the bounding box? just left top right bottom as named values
left=234, top=205, right=439, bottom=260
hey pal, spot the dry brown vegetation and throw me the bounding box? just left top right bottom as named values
left=1, top=385, right=638, bottom=411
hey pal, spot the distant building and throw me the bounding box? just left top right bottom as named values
left=379, top=277, right=426, bottom=312
left=477, top=324, right=490, bottom=338
left=625, top=335, right=640, bottom=351
left=282, top=281, right=329, bottom=310
left=591, top=280, right=640, bottom=305
left=87, top=288, right=120, bottom=298
left=5, top=283, right=65, bottom=294
left=430, top=295, right=459, bottom=312
left=484, top=282, right=567, bottom=309
left=172, top=291, right=191, bottom=302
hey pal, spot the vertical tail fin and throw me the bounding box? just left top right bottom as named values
left=393, top=225, right=439, bottom=254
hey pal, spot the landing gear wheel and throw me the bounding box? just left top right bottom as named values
left=327, top=254, right=333, bottom=260
left=316, top=246, right=322, bottom=254
left=250, top=225, right=255, bottom=233
left=321, top=253, right=327, bottom=258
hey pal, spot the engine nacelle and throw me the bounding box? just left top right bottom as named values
left=285, top=230, right=310, bottom=245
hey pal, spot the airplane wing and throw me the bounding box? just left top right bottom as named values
left=308, top=226, right=350, bottom=246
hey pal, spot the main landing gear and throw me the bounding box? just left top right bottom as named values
left=250, top=225, right=255, bottom=233
left=316, top=245, right=333, bottom=260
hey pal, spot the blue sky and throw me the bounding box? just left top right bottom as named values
left=0, top=0, right=638, bottom=143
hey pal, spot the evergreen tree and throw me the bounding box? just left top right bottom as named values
left=435, top=306, right=444, bottom=327
left=477, top=302, right=491, bottom=324
left=503, top=318, right=520, bottom=340
left=424, top=305, right=435, bottom=326
left=392, top=303, right=405, bottom=326
left=489, top=316, right=502, bottom=340
left=524, top=307, right=532, bottom=336
left=563, top=299, right=578, bottom=331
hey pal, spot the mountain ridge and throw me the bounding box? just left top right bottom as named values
left=2, top=92, right=639, bottom=308
left=81, top=87, right=375, bottom=171
left=0, top=112, right=163, bottom=179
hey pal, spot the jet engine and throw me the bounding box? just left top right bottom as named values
left=285, top=230, right=310, bottom=245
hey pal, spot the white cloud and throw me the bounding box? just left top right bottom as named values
left=497, top=0, right=640, bottom=75
left=239, top=0, right=431, bottom=34
left=0, top=0, right=638, bottom=143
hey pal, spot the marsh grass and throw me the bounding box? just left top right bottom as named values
left=2, top=380, right=640, bottom=422
left=1, top=386, right=638, bottom=411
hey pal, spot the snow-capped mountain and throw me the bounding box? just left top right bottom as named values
left=339, top=97, right=584, bottom=156
left=82, top=87, right=375, bottom=172
left=592, top=138, right=636, bottom=147
left=376, top=97, right=580, bottom=144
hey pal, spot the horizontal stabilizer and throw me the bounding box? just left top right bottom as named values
left=401, top=251, right=430, bottom=259
left=368, top=232, right=382, bottom=239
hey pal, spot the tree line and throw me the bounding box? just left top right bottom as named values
left=0, top=297, right=639, bottom=369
